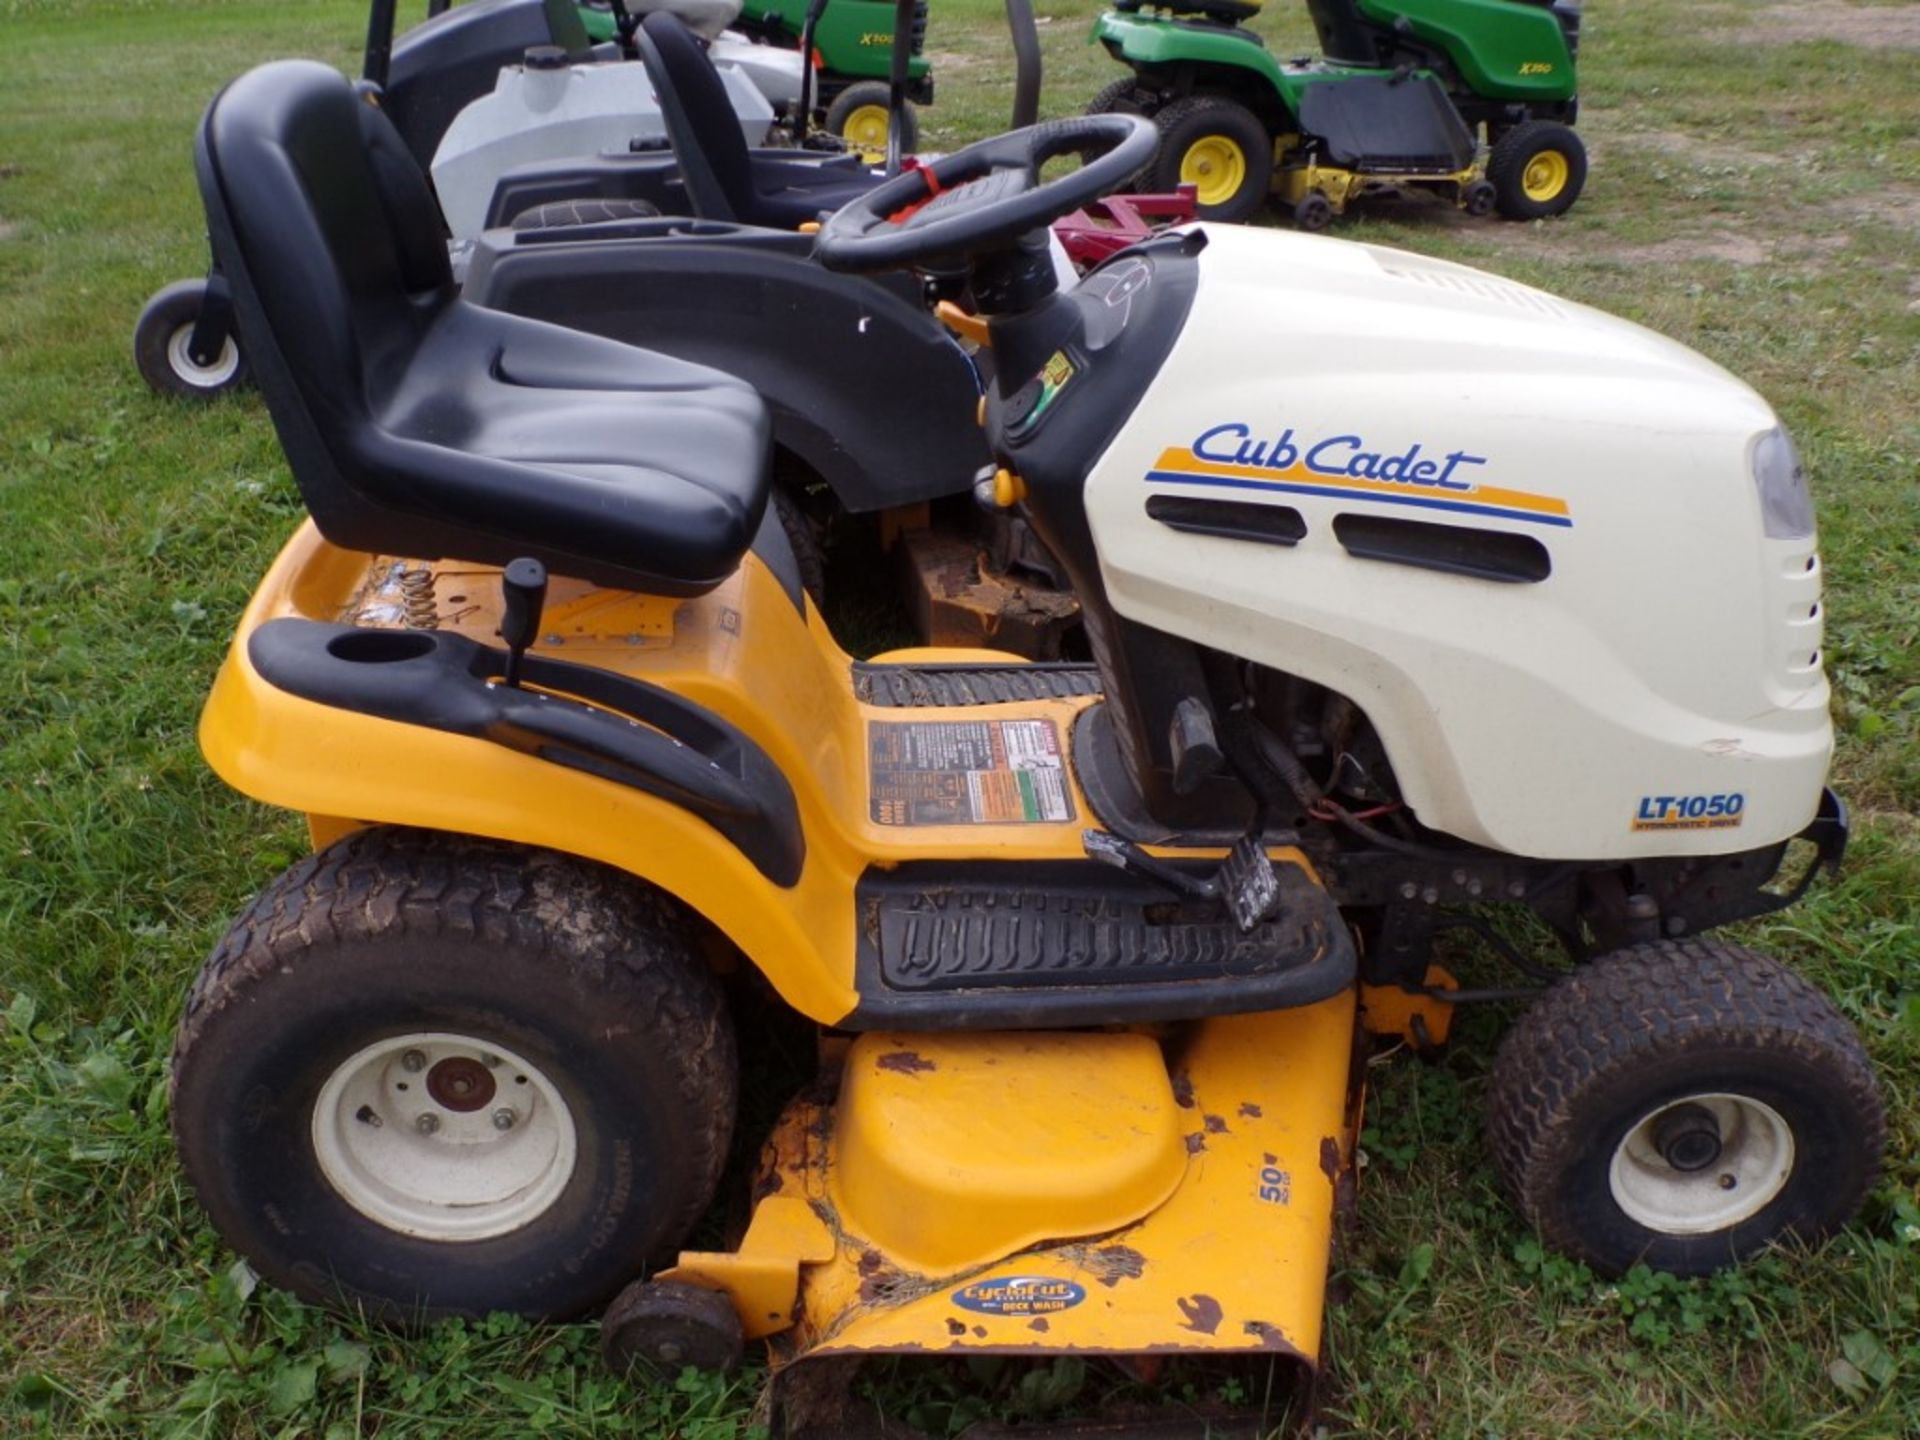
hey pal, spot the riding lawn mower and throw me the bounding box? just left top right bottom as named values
left=584, top=0, right=936, bottom=158
left=166, top=0, right=1881, bottom=1425
left=1092, top=0, right=1587, bottom=225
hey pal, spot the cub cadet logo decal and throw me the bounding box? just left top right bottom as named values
left=1146, top=422, right=1572, bottom=529
left=951, top=1275, right=1087, bottom=1316
left=1633, top=793, right=1746, bottom=831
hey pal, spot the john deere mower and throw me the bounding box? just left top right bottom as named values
left=1090, top=0, right=1586, bottom=225
left=166, top=8, right=1885, bottom=1424
left=578, top=0, right=932, bottom=158
left=722, top=0, right=934, bottom=157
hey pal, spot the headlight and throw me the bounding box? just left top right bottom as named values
left=1751, top=428, right=1815, bottom=540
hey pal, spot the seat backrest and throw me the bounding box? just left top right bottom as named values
left=384, top=0, right=598, bottom=164
left=1305, top=0, right=1387, bottom=64
left=198, top=58, right=773, bottom=597
left=197, top=61, right=457, bottom=543
left=634, top=11, right=751, bottom=221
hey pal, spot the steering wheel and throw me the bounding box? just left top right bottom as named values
left=814, top=114, right=1160, bottom=274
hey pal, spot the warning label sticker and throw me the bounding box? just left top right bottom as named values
left=869, top=719, right=1074, bottom=826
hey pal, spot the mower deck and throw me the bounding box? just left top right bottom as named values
left=666, top=998, right=1355, bottom=1375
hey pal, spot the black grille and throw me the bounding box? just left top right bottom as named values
left=911, top=0, right=929, bottom=54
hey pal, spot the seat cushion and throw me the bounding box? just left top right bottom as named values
left=367, top=303, right=770, bottom=593
left=746, top=160, right=886, bottom=230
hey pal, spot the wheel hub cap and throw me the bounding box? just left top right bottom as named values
left=312, top=1032, right=577, bottom=1241
left=843, top=104, right=891, bottom=163
left=1609, top=1092, right=1793, bottom=1235
left=1179, top=136, right=1247, bottom=208
left=427, top=1055, right=496, bottom=1112
left=1522, top=150, right=1569, bottom=202
left=166, top=324, right=241, bottom=388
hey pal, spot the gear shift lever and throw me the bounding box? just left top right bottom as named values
left=499, top=557, right=548, bottom=689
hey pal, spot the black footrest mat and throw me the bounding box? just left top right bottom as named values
left=846, top=859, right=1355, bottom=1029
left=853, top=661, right=1101, bottom=709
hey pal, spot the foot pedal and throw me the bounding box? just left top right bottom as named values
left=1218, top=834, right=1282, bottom=933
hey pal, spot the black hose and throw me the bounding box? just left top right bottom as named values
left=1431, top=912, right=1565, bottom=983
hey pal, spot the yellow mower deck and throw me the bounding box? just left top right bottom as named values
left=668, top=1001, right=1355, bottom=1373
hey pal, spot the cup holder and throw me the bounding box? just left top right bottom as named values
left=326, top=629, right=438, bottom=665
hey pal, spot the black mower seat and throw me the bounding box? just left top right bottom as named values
left=636, top=11, right=883, bottom=228
left=1113, top=0, right=1263, bottom=24
left=196, top=59, right=770, bottom=597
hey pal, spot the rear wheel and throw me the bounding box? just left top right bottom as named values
left=1081, top=78, right=1157, bottom=173
left=1488, top=940, right=1883, bottom=1276
left=1146, top=96, right=1272, bottom=223
left=171, top=827, right=738, bottom=1322
left=1084, top=76, right=1155, bottom=120
left=825, top=82, right=916, bottom=165
left=1487, top=120, right=1587, bottom=220
left=134, top=279, right=247, bottom=400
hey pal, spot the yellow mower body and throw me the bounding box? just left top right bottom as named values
left=200, top=524, right=1368, bottom=1376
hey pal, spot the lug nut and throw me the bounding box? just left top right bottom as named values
left=416, top=1112, right=441, bottom=1135
left=657, top=1341, right=684, bottom=1364
left=401, top=1049, right=427, bottom=1073
left=492, top=1107, right=517, bottom=1131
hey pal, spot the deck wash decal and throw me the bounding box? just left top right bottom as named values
left=869, top=719, right=1074, bottom=826
left=1146, top=422, right=1573, bottom=529
left=951, top=1276, right=1087, bottom=1316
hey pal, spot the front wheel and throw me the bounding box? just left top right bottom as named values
left=1487, top=120, right=1587, bottom=220
left=1488, top=940, right=1883, bottom=1277
left=1146, top=96, right=1271, bottom=224
left=825, top=82, right=916, bottom=165
left=133, top=279, right=248, bottom=399
left=170, top=827, right=738, bottom=1322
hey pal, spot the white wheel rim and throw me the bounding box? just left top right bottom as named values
left=311, top=1032, right=578, bottom=1242
left=1608, top=1092, right=1794, bottom=1235
left=165, top=322, right=241, bottom=388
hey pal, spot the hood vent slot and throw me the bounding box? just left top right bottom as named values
left=1333, top=513, right=1551, bottom=583
left=1147, top=494, right=1307, bottom=547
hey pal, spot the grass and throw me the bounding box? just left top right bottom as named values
left=1, top=0, right=1917, bottom=1434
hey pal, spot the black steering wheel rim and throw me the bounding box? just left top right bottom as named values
left=814, top=113, right=1159, bottom=273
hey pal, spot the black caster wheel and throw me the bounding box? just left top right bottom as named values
left=602, top=1278, right=745, bottom=1375
left=1462, top=179, right=1497, bottom=218
left=1293, top=192, right=1334, bottom=232
left=133, top=278, right=248, bottom=399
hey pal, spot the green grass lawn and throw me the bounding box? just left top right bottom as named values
left=2, top=0, right=1917, bottom=1435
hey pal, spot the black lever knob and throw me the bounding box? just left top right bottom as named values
left=499, top=557, right=548, bottom=688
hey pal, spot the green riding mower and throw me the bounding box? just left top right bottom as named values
left=580, top=0, right=934, bottom=157
left=1089, top=0, right=1586, bottom=225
